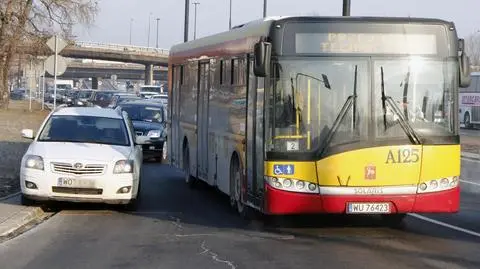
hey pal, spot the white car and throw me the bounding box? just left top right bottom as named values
left=20, top=106, right=145, bottom=210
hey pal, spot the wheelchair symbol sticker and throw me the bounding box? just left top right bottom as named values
left=273, top=164, right=295, bottom=175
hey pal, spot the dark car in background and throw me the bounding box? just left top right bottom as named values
left=89, top=90, right=116, bottom=107
left=108, top=93, right=142, bottom=109
left=118, top=100, right=167, bottom=161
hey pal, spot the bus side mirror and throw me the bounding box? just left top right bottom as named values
left=459, top=38, right=471, bottom=88
left=459, top=54, right=471, bottom=88
left=254, top=41, right=272, bottom=77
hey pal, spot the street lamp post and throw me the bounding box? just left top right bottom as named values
left=229, top=0, right=232, bottom=30
left=342, top=0, right=351, bottom=16
left=184, top=0, right=189, bottom=42
left=193, top=1, right=200, bottom=40
left=147, top=13, right=153, bottom=47
left=263, top=0, right=267, bottom=18
left=129, top=18, right=133, bottom=45
left=156, top=18, right=160, bottom=48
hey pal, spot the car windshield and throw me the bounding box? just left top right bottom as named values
left=121, top=104, right=164, bottom=123
left=77, top=91, right=92, bottom=99
left=38, top=115, right=130, bottom=146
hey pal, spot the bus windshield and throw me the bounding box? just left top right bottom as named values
left=266, top=57, right=456, bottom=153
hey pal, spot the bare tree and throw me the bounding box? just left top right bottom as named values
left=0, top=0, right=98, bottom=107
left=465, top=31, right=480, bottom=67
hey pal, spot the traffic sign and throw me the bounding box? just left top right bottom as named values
left=46, top=36, right=68, bottom=53
left=45, top=55, right=67, bottom=76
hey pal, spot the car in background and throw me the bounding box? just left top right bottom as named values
left=150, top=94, right=168, bottom=106
left=89, top=90, right=116, bottom=107
left=19, top=105, right=145, bottom=209
left=137, top=91, right=158, bottom=99
left=70, top=89, right=94, bottom=106
left=108, top=93, right=142, bottom=109
left=118, top=100, right=167, bottom=162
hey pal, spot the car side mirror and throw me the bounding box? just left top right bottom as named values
left=21, top=129, right=34, bottom=139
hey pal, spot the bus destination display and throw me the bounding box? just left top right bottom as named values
left=295, top=33, right=438, bottom=55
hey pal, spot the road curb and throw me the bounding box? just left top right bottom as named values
left=0, top=197, right=46, bottom=242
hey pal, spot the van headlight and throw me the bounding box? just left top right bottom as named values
left=24, top=155, right=44, bottom=170
left=113, top=160, right=134, bottom=174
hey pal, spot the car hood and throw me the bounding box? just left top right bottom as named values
left=28, top=142, right=132, bottom=162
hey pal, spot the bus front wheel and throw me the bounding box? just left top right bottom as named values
left=230, top=157, right=251, bottom=219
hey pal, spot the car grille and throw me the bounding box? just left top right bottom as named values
left=52, top=187, right=103, bottom=195
left=51, top=162, right=106, bottom=175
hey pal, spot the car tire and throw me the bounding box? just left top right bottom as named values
left=21, top=194, right=36, bottom=206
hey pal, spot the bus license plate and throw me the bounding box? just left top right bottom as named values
left=57, top=178, right=95, bottom=188
left=347, top=203, right=390, bottom=214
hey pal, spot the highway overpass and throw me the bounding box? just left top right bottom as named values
left=20, top=41, right=171, bottom=85
left=44, top=61, right=168, bottom=82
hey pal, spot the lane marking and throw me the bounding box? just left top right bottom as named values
left=461, top=157, right=480, bottom=163
left=460, top=179, right=480, bottom=186
left=409, top=213, right=480, bottom=238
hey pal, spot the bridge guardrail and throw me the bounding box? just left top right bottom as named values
left=74, top=41, right=170, bottom=55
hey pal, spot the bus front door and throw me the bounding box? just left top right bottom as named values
left=197, top=62, right=210, bottom=181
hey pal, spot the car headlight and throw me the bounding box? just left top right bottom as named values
left=113, top=160, right=134, bottom=174
left=147, top=130, right=162, bottom=139
left=24, top=155, right=44, bottom=170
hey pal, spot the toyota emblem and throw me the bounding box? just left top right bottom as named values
left=74, top=163, right=83, bottom=169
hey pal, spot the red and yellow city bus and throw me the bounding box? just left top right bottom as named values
left=167, top=16, right=471, bottom=224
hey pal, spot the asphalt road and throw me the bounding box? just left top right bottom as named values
left=460, top=128, right=480, bottom=137
left=0, top=163, right=479, bottom=269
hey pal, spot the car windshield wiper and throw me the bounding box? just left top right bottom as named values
left=318, top=66, right=357, bottom=156
left=380, top=66, right=421, bottom=145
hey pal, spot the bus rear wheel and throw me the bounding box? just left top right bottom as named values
left=183, top=146, right=197, bottom=188
left=464, top=113, right=471, bottom=129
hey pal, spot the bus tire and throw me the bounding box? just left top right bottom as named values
left=230, top=156, right=252, bottom=219
left=464, top=113, right=471, bottom=129
left=381, top=213, right=406, bottom=228
left=183, top=145, right=197, bottom=188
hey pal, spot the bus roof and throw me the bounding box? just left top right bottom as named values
left=169, top=16, right=455, bottom=61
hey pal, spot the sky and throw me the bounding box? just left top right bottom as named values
left=73, top=0, right=480, bottom=49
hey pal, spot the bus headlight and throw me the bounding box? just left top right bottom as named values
left=265, top=176, right=318, bottom=194
left=417, top=176, right=458, bottom=194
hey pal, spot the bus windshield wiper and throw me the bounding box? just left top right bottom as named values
left=318, top=67, right=357, bottom=156
left=380, top=67, right=421, bottom=145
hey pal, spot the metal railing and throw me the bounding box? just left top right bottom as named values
left=74, top=41, right=170, bottom=55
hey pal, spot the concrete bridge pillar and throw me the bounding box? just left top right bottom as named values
left=92, top=77, right=99, bottom=89
left=145, top=64, right=154, bottom=85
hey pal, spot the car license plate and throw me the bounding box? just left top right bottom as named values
left=346, top=203, right=390, bottom=214
left=149, top=146, right=155, bottom=150
left=57, top=178, right=95, bottom=188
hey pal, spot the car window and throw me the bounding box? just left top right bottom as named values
left=121, top=105, right=164, bottom=123
left=38, top=115, right=130, bottom=146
